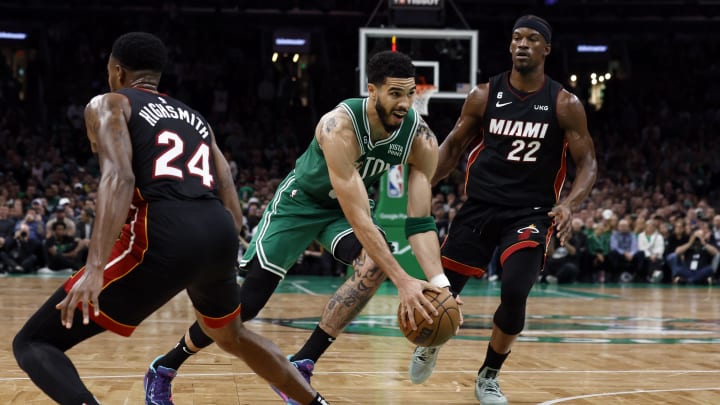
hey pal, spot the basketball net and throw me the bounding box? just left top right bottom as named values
left=413, top=84, right=437, bottom=116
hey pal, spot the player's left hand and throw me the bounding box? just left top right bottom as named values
left=548, top=203, right=572, bottom=245
left=455, top=295, right=464, bottom=334
left=56, top=267, right=103, bottom=328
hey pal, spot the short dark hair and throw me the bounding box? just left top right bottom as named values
left=52, top=221, right=66, bottom=231
left=111, top=32, right=168, bottom=72
left=366, top=50, right=415, bottom=86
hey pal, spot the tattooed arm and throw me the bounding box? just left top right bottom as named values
left=319, top=107, right=438, bottom=329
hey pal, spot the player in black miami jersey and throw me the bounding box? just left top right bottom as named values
left=408, top=15, right=597, bottom=404
left=12, top=32, right=329, bottom=405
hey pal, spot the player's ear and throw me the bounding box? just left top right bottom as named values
left=117, top=65, right=128, bottom=85
left=544, top=43, right=551, bottom=57
left=367, top=83, right=377, bottom=100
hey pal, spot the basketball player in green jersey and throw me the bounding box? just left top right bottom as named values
left=144, top=50, right=454, bottom=405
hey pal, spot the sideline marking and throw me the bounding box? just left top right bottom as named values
left=538, top=387, right=720, bottom=404
left=288, top=281, right=318, bottom=295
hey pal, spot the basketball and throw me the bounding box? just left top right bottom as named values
left=397, top=288, right=460, bottom=347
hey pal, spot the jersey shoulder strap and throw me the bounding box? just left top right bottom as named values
left=337, top=98, right=370, bottom=155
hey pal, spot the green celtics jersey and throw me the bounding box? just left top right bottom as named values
left=293, top=98, right=419, bottom=207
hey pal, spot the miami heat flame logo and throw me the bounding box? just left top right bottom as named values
left=516, top=224, right=539, bottom=240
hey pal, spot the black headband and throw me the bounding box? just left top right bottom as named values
left=513, top=15, right=552, bottom=43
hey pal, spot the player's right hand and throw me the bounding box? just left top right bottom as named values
left=397, top=278, right=441, bottom=331
left=56, top=267, right=102, bottom=328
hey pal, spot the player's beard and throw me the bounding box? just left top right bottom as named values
left=514, top=58, right=541, bottom=75
left=375, top=99, right=403, bottom=133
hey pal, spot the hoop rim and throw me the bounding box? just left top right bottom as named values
left=413, top=84, right=437, bottom=116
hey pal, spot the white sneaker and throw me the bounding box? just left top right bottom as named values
left=408, top=345, right=441, bottom=384
left=474, top=367, right=507, bottom=405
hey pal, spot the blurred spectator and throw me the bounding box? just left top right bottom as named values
left=1, top=223, right=43, bottom=273
left=662, top=218, right=690, bottom=283
left=666, top=223, right=718, bottom=285
left=710, top=214, right=720, bottom=272
left=0, top=204, right=16, bottom=241
left=45, top=204, right=76, bottom=238
left=637, top=219, right=665, bottom=283
left=245, top=197, right=262, bottom=235
left=567, top=218, right=590, bottom=282
left=587, top=222, right=611, bottom=282
left=44, top=222, right=83, bottom=271
left=608, top=219, right=644, bottom=282
left=223, top=150, right=239, bottom=181
left=30, top=198, right=47, bottom=219
left=14, top=208, right=45, bottom=242
left=433, top=199, right=449, bottom=241
left=74, top=207, right=94, bottom=242
left=543, top=237, right=575, bottom=284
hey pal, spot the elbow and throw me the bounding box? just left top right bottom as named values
left=117, top=172, right=136, bottom=190
left=102, top=169, right=135, bottom=192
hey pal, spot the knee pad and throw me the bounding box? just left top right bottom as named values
left=334, top=233, right=363, bottom=265
left=240, top=259, right=282, bottom=322
left=493, top=304, right=526, bottom=335
left=493, top=246, right=544, bottom=335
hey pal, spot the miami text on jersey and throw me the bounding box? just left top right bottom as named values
left=489, top=118, right=549, bottom=139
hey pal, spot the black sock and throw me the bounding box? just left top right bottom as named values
left=293, top=326, right=336, bottom=363
left=479, top=343, right=510, bottom=375
left=309, top=392, right=329, bottom=405
left=155, top=336, right=195, bottom=370
left=155, top=323, right=213, bottom=370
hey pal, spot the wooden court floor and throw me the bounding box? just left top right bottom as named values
left=0, top=274, right=718, bottom=404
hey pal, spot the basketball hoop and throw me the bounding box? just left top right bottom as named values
left=413, top=84, right=437, bottom=116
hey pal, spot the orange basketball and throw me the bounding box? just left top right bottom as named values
left=397, top=288, right=460, bottom=347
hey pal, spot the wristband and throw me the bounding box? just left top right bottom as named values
left=405, top=216, right=437, bottom=239
left=429, top=273, right=451, bottom=288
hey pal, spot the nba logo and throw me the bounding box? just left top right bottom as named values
left=387, top=165, right=404, bottom=198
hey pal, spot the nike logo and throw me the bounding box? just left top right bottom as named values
left=496, top=101, right=512, bottom=107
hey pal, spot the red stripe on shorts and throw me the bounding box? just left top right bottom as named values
left=201, top=304, right=242, bottom=329
left=63, top=189, right=149, bottom=337
left=500, top=240, right=539, bottom=266
left=441, top=255, right=486, bottom=278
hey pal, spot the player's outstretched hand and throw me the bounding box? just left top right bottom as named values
left=548, top=203, right=572, bottom=245
left=397, top=278, right=441, bottom=331
left=56, top=268, right=102, bottom=329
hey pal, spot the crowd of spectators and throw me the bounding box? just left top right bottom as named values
left=1, top=15, right=719, bottom=283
